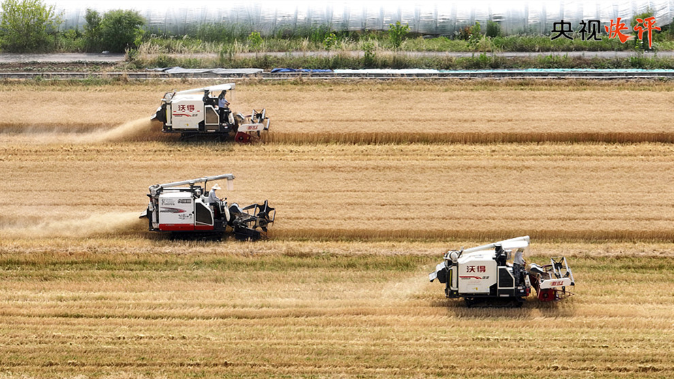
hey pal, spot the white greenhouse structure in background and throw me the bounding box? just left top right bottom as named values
left=50, top=0, right=674, bottom=36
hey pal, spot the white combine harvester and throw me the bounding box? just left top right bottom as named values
left=429, top=236, right=574, bottom=307
left=139, top=174, right=275, bottom=241
left=151, top=83, right=270, bottom=142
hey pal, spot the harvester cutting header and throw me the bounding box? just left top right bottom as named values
left=151, top=83, right=270, bottom=142
left=139, top=174, right=275, bottom=241
left=429, top=236, right=575, bottom=307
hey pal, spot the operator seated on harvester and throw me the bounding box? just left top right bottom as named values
left=512, top=246, right=526, bottom=287
left=206, top=183, right=222, bottom=217
left=217, top=90, right=230, bottom=123
left=495, top=244, right=526, bottom=287
left=203, top=89, right=232, bottom=126
left=203, top=89, right=218, bottom=107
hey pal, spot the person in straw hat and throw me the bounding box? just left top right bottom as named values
left=207, top=183, right=221, bottom=205
left=207, top=183, right=223, bottom=218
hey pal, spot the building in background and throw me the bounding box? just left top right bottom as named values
left=51, top=0, right=674, bottom=36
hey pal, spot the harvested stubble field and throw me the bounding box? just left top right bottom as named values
left=0, top=241, right=672, bottom=378
left=1, top=79, right=674, bottom=378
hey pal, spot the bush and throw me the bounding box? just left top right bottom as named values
left=99, top=9, right=145, bottom=53
left=388, top=21, right=410, bottom=49
left=249, top=31, right=263, bottom=51
left=486, top=21, right=501, bottom=38
left=362, top=40, right=376, bottom=66
left=323, top=32, right=337, bottom=51
left=468, top=22, right=483, bottom=49
left=0, top=0, right=61, bottom=52
left=55, top=28, right=84, bottom=52
left=457, top=26, right=471, bottom=41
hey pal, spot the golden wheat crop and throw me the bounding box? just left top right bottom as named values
left=2, top=79, right=674, bottom=378
left=2, top=80, right=674, bottom=143
left=2, top=142, right=674, bottom=242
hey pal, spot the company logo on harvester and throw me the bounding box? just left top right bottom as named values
left=551, top=17, right=661, bottom=48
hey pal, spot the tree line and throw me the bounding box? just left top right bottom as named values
left=0, top=0, right=144, bottom=53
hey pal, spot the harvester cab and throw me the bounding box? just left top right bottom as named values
left=429, top=236, right=574, bottom=307
left=151, top=83, right=270, bottom=142
left=139, top=174, right=275, bottom=241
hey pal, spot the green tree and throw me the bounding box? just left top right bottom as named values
left=388, top=21, right=410, bottom=49
left=323, top=32, right=337, bottom=51
left=248, top=31, right=263, bottom=51
left=83, top=8, right=102, bottom=52
left=99, top=9, right=145, bottom=53
left=0, top=0, right=61, bottom=52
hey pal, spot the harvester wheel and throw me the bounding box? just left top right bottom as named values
left=235, top=132, right=251, bottom=144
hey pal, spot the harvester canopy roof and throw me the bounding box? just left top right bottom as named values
left=149, top=174, right=235, bottom=194
left=176, top=83, right=235, bottom=95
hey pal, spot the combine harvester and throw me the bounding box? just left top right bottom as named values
left=139, top=174, right=275, bottom=241
left=151, top=83, right=270, bottom=142
left=429, top=236, right=574, bottom=307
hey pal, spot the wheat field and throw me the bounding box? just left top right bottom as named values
left=1, top=80, right=674, bottom=378
left=0, top=243, right=672, bottom=378
left=2, top=80, right=674, bottom=142
left=2, top=142, right=674, bottom=241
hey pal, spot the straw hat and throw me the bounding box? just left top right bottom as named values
left=211, top=183, right=221, bottom=190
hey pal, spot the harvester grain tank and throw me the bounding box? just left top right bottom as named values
left=151, top=83, right=270, bottom=142
left=139, top=174, right=275, bottom=241
left=429, top=236, right=574, bottom=307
